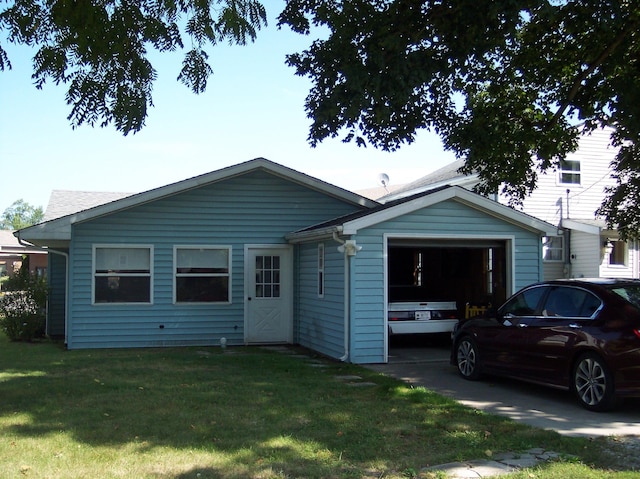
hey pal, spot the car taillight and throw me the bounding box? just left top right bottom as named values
left=634, top=329, right=640, bottom=339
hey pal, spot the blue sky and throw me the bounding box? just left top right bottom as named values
left=0, top=2, right=455, bottom=216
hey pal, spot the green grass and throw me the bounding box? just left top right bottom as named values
left=0, top=334, right=633, bottom=478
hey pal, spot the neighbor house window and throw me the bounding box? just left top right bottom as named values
left=94, top=245, right=152, bottom=304
left=559, top=159, right=581, bottom=184
left=609, top=240, right=627, bottom=266
left=174, top=246, right=230, bottom=303
left=542, top=236, right=564, bottom=262
left=318, top=243, right=325, bottom=298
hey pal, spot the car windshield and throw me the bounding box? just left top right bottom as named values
left=609, top=284, right=640, bottom=309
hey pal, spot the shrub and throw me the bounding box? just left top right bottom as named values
left=0, top=257, right=47, bottom=341
left=0, top=290, right=45, bottom=341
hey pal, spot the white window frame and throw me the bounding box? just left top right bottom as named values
left=542, top=235, right=564, bottom=263
left=318, top=243, right=325, bottom=298
left=92, top=244, right=153, bottom=305
left=173, top=245, right=232, bottom=304
left=559, top=159, right=581, bottom=185
left=609, top=240, right=628, bottom=266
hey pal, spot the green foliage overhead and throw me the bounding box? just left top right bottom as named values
left=0, top=0, right=267, bottom=134
left=276, top=0, right=640, bottom=238
left=1, top=199, right=44, bottom=230
left=2, top=1, right=640, bottom=236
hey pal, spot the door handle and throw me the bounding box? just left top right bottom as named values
left=569, top=323, right=581, bottom=329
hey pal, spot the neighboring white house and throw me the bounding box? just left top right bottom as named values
left=382, top=127, right=637, bottom=281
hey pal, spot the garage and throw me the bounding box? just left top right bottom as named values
left=291, top=184, right=555, bottom=364
left=386, top=237, right=509, bottom=358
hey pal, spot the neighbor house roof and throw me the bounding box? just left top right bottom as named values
left=379, top=159, right=478, bottom=202
left=17, top=158, right=380, bottom=247
left=286, top=185, right=557, bottom=242
left=0, top=229, right=46, bottom=255
left=43, top=190, right=134, bottom=222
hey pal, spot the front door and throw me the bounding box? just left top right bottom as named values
left=245, top=246, right=293, bottom=344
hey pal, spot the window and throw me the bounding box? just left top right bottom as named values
left=255, top=254, right=280, bottom=298
left=501, top=286, right=547, bottom=316
left=542, top=287, right=601, bottom=318
left=94, top=246, right=152, bottom=304
left=175, top=246, right=230, bottom=303
left=542, top=236, right=564, bottom=262
left=318, top=243, right=325, bottom=298
left=609, top=240, right=627, bottom=266
left=559, top=159, right=581, bottom=184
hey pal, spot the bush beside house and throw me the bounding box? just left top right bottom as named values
left=0, top=256, right=47, bottom=341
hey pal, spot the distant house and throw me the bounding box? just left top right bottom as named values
left=382, top=128, right=634, bottom=281
left=16, top=159, right=555, bottom=362
left=0, top=229, right=48, bottom=283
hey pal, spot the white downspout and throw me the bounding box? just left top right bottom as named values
left=332, top=232, right=362, bottom=362
left=333, top=232, right=350, bottom=362
left=16, top=234, right=70, bottom=347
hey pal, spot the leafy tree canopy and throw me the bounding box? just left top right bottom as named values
left=276, top=0, right=640, bottom=238
left=0, top=0, right=267, bottom=133
left=2, top=0, right=640, bottom=237
left=1, top=199, right=44, bottom=230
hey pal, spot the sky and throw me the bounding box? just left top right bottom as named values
left=0, top=2, right=456, bottom=215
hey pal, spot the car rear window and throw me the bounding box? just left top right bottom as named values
left=610, top=285, right=640, bottom=309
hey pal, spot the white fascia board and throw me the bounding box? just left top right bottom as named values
left=39, top=159, right=379, bottom=230
left=285, top=226, right=343, bottom=243
left=561, top=219, right=603, bottom=235
left=343, top=186, right=556, bottom=236
left=17, top=221, right=72, bottom=242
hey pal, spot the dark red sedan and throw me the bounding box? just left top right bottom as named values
left=451, top=278, right=640, bottom=411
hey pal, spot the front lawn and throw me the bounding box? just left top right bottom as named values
left=0, top=334, right=633, bottom=478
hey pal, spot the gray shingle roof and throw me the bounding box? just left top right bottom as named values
left=380, top=159, right=466, bottom=199
left=43, top=190, right=134, bottom=222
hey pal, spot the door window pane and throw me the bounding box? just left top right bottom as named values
left=255, top=255, right=281, bottom=298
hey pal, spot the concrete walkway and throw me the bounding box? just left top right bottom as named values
left=421, top=448, right=567, bottom=478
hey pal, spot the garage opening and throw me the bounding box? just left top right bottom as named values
left=387, top=238, right=508, bottom=355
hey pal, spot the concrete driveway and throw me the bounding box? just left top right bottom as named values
left=366, top=337, right=640, bottom=438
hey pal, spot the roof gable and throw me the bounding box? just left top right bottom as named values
left=287, top=185, right=556, bottom=242
left=17, top=158, right=379, bottom=245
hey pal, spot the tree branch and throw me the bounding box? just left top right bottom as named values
left=551, top=18, right=639, bottom=127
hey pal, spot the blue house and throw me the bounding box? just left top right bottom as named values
left=17, top=159, right=555, bottom=363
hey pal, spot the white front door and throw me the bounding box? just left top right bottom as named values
left=245, top=246, right=293, bottom=344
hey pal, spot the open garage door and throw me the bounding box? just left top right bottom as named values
left=387, top=238, right=508, bottom=337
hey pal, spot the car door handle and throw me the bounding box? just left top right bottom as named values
left=517, top=323, right=528, bottom=328
left=569, top=323, right=582, bottom=329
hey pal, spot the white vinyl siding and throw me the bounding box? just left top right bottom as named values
left=497, top=128, right=617, bottom=226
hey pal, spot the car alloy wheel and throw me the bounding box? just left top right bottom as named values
left=573, top=353, right=615, bottom=412
left=456, top=336, right=481, bottom=380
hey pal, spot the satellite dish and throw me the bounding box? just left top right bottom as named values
left=378, top=173, right=390, bottom=188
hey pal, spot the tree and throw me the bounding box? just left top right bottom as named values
left=0, top=0, right=267, bottom=134
left=276, top=0, right=640, bottom=238
left=1, top=199, right=44, bottom=230
left=2, top=1, right=640, bottom=237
